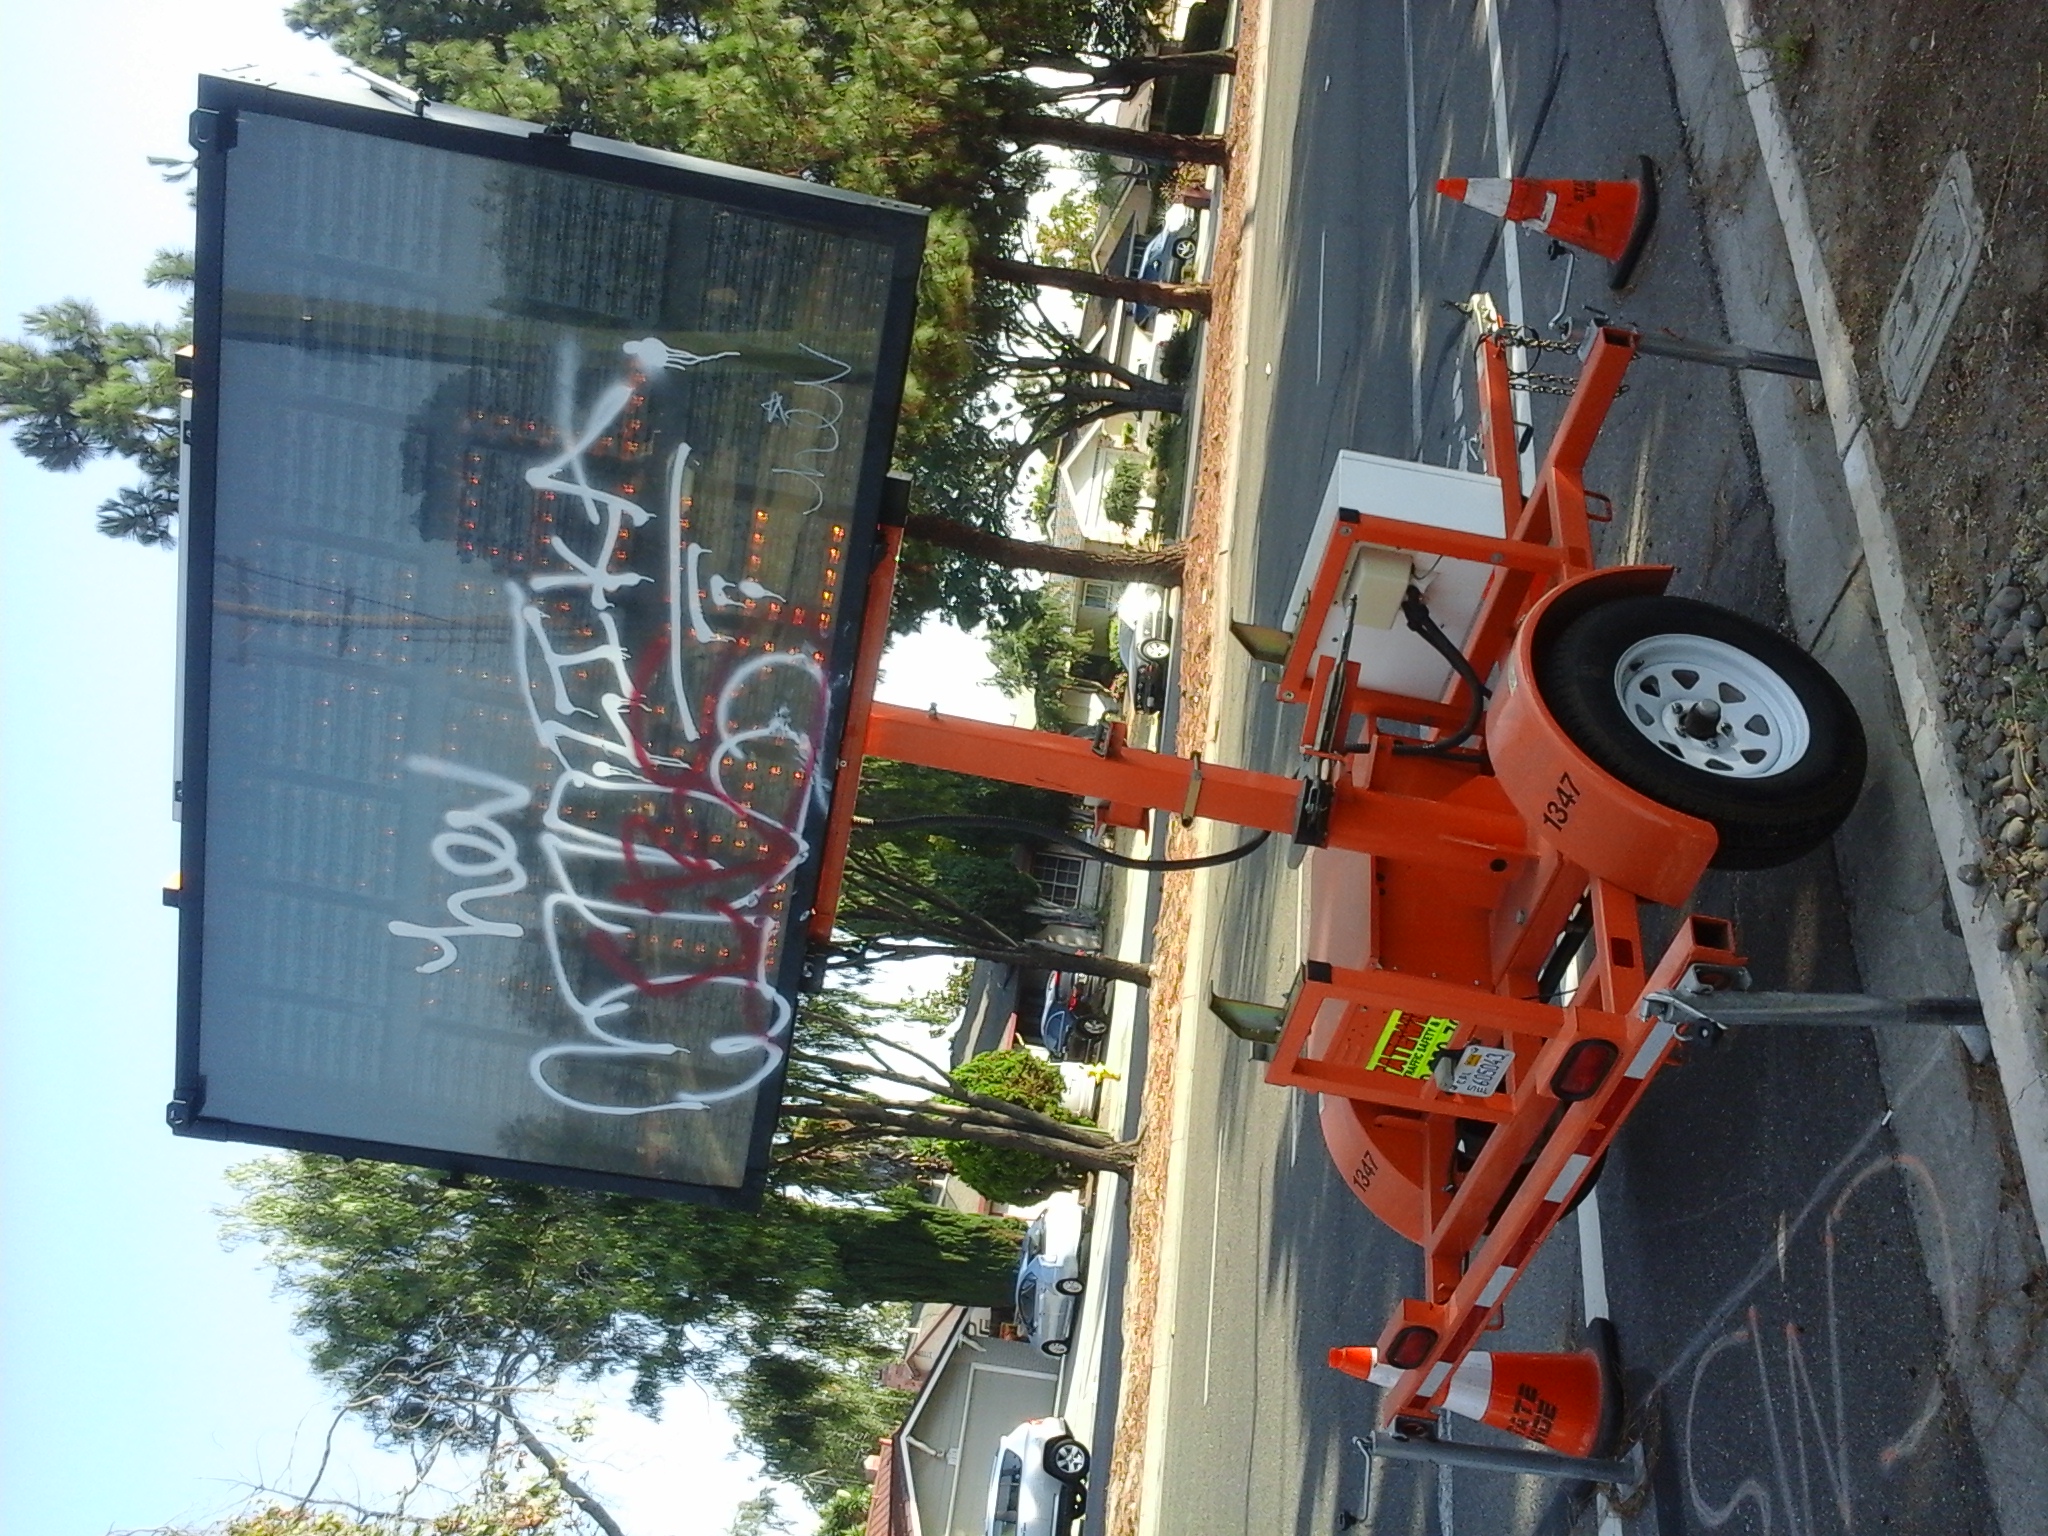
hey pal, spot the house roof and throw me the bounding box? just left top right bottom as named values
left=865, top=1435, right=913, bottom=1536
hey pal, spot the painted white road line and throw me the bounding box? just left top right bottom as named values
left=1317, top=229, right=1327, bottom=385
left=1402, top=0, right=1424, bottom=451
left=1577, top=1187, right=1612, bottom=1323
left=1578, top=1190, right=1626, bottom=1536
left=1201, top=1116, right=1227, bottom=1404
left=1480, top=0, right=1536, bottom=488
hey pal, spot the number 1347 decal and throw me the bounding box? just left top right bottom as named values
left=1541, top=771, right=1581, bottom=831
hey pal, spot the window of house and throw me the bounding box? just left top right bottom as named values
left=1033, top=851, right=1087, bottom=909
left=1079, top=580, right=1114, bottom=611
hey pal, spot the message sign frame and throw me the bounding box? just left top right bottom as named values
left=170, top=73, right=926, bottom=1207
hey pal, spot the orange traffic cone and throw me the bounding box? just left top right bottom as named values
left=1327, top=1344, right=1610, bottom=1458
left=1436, top=155, right=1659, bottom=290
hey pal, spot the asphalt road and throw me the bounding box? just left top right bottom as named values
left=1144, top=1, right=2002, bottom=1533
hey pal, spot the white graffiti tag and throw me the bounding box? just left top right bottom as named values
left=386, top=335, right=847, bottom=1116
left=766, top=343, right=850, bottom=514
left=513, top=340, right=827, bottom=1114
left=387, top=756, right=531, bottom=973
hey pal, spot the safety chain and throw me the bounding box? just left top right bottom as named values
left=1482, top=323, right=1582, bottom=355
left=1481, top=323, right=1628, bottom=396
left=1508, top=371, right=1583, bottom=396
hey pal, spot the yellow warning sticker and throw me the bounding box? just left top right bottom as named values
left=1364, top=1009, right=1458, bottom=1078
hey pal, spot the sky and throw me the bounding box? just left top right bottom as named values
left=0, top=3, right=1013, bottom=1532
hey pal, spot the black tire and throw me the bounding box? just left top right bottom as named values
left=1077, top=1014, right=1110, bottom=1038
left=1535, top=596, right=1865, bottom=869
left=1172, top=235, right=1197, bottom=262
left=1042, top=1337, right=1070, bottom=1357
left=1045, top=1435, right=1091, bottom=1482
left=1055, top=1274, right=1085, bottom=1296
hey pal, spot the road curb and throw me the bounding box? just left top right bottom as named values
left=1717, top=0, right=2048, bottom=1257
left=1122, top=3, right=1278, bottom=1535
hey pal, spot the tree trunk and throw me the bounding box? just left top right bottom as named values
left=1008, top=941, right=1154, bottom=988
left=904, top=509, right=1184, bottom=588
left=977, top=253, right=1211, bottom=317
left=1097, top=48, right=1238, bottom=85
left=1054, top=381, right=1187, bottom=416
left=816, top=1098, right=1141, bottom=1176
left=1004, top=111, right=1228, bottom=167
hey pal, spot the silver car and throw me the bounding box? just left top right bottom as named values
left=1116, top=584, right=1174, bottom=714
left=985, top=1416, right=1090, bottom=1536
left=1013, top=1191, right=1086, bottom=1357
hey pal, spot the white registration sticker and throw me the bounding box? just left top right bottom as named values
left=1449, top=1044, right=1514, bottom=1097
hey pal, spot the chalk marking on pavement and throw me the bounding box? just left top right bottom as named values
left=1680, top=1156, right=1960, bottom=1536
left=1651, top=1043, right=1946, bottom=1401
left=1402, top=0, right=1423, bottom=450
left=1202, top=1116, right=1227, bottom=1404
left=1480, top=0, right=1536, bottom=488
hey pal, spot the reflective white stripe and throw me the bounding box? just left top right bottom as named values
left=1626, top=1017, right=1679, bottom=1078
left=1369, top=1362, right=1402, bottom=1387
left=1420, top=1361, right=1453, bottom=1397
left=1478, top=1264, right=1518, bottom=1307
left=1544, top=1152, right=1593, bottom=1203
left=1459, top=178, right=1513, bottom=218
left=1536, top=190, right=1558, bottom=230
left=1443, top=1352, right=1495, bottom=1422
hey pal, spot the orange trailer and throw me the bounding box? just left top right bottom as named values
left=810, top=314, right=1867, bottom=1457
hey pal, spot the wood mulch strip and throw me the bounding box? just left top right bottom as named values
left=1100, top=3, right=1264, bottom=1531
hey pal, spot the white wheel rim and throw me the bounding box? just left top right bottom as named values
left=1611, top=633, right=1810, bottom=778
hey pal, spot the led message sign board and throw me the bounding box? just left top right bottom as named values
left=171, top=75, right=924, bottom=1205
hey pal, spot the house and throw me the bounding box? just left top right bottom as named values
left=864, top=1311, right=1062, bottom=1536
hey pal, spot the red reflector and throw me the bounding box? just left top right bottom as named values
left=1384, top=1325, right=1438, bottom=1371
left=1551, top=1038, right=1620, bottom=1101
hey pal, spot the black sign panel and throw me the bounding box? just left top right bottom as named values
left=172, top=76, right=924, bottom=1204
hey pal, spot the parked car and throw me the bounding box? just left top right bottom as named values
left=1129, top=204, right=1199, bottom=327
left=1117, top=584, right=1175, bottom=714
left=1013, top=1191, right=1087, bottom=1356
left=1040, top=971, right=1110, bottom=1062
left=985, top=1417, right=1090, bottom=1536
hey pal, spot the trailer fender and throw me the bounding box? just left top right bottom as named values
left=1320, top=1094, right=1429, bottom=1243
left=1488, top=567, right=1718, bottom=907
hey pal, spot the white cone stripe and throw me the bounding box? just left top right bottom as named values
left=1544, top=1152, right=1593, bottom=1203
left=1478, top=1264, right=1518, bottom=1307
left=1368, top=1362, right=1401, bottom=1387
left=1420, top=1361, right=1453, bottom=1397
left=1457, top=178, right=1513, bottom=218
left=1536, top=190, right=1558, bottom=230
left=1442, top=1352, right=1495, bottom=1422
left=1625, top=1017, right=1678, bottom=1078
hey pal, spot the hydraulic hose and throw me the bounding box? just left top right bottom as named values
left=855, top=813, right=1273, bottom=871
left=1347, top=586, right=1492, bottom=758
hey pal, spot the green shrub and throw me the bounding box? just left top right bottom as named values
left=923, top=1050, right=1089, bottom=1205
left=951, top=1047, right=1065, bottom=1109
left=943, top=1140, right=1073, bottom=1206
left=1103, top=455, right=1145, bottom=531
